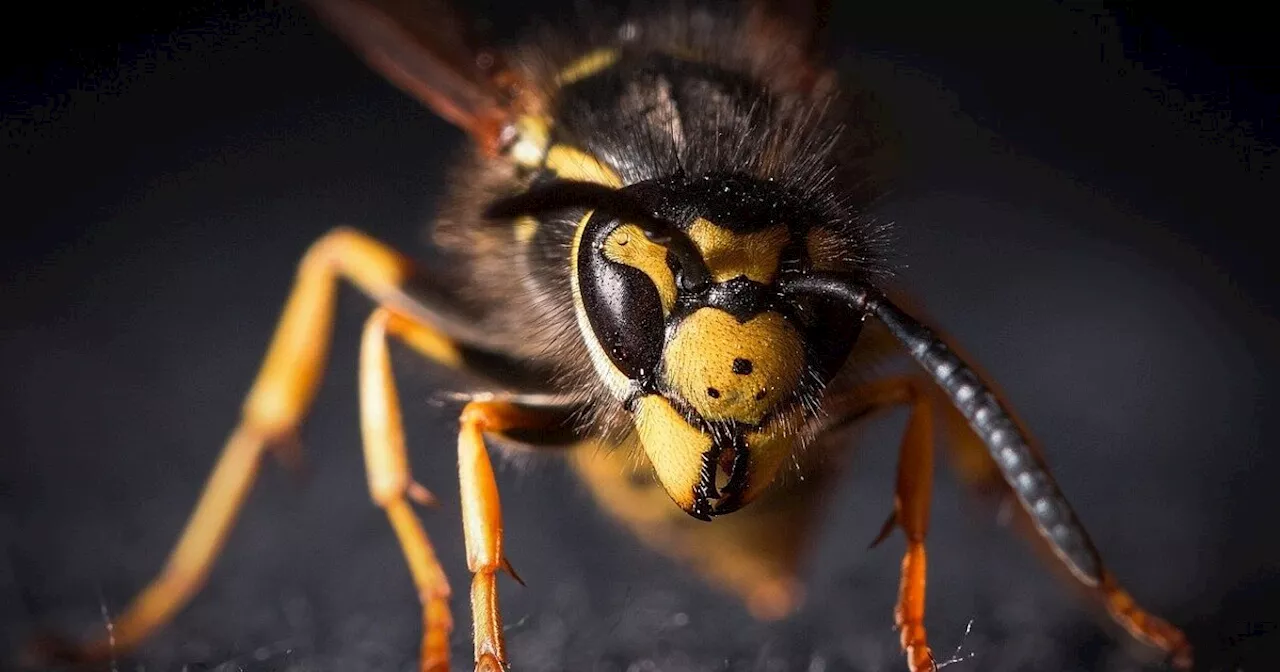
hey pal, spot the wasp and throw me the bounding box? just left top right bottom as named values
left=31, top=0, right=1193, bottom=670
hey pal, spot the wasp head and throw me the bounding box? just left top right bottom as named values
left=561, top=174, right=865, bottom=519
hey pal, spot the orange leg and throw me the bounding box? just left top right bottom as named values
left=31, top=228, right=464, bottom=664
left=455, top=399, right=568, bottom=672
left=833, top=377, right=937, bottom=672
left=361, top=307, right=581, bottom=670
left=835, top=374, right=1192, bottom=670
left=361, top=308, right=458, bottom=671
left=1100, top=575, right=1193, bottom=669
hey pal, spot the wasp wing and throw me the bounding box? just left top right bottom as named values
left=740, top=0, right=834, bottom=94
left=306, top=0, right=528, bottom=154
left=747, top=0, right=832, bottom=58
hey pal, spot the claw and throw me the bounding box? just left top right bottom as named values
left=501, top=557, right=525, bottom=587
left=408, top=481, right=438, bottom=506
left=869, top=509, right=898, bottom=549
left=270, top=430, right=307, bottom=475
left=904, top=645, right=937, bottom=672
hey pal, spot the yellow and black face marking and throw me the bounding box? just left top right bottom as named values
left=565, top=172, right=865, bottom=518
left=687, top=217, right=790, bottom=285
left=663, top=308, right=802, bottom=425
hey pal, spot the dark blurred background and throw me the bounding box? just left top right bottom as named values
left=2, top=1, right=1277, bottom=671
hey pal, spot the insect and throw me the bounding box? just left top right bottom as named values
left=30, top=0, right=1193, bottom=670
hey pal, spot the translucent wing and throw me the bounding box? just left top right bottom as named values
left=747, top=0, right=832, bottom=58
left=741, top=0, right=834, bottom=94
left=307, top=0, right=532, bottom=154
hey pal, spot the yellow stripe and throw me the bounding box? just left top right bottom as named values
left=509, top=115, right=550, bottom=169
left=556, top=48, right=621, bottom=86
left=602, top=224, right=677, bottom=313
left=546, top=144, right=623, bottom=187
left=687, top=218, right=789, bottom=284
left=633, top=395, right=713, bottom=510
left=514, top=216, right=538, bottom=244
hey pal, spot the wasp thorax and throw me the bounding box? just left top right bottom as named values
left=662, top=308, right=804, bottom=425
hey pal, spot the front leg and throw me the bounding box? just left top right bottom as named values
left=824, top=370, right=1192, bottom=671
left=785, top=276, right=1193, bottom=669
left=457, top=399, right=578, bottom=671
left=825, top=377, right=938, bottom=672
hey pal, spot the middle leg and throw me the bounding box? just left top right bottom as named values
left=360, top=308, right=456, bottom=671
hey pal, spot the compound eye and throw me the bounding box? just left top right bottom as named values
left=794, top=294, right=863, bottom=383
left=576, top=212, right=667, bottom=384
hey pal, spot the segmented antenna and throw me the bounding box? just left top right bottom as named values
left=781, top=273, right=1105, bottom=586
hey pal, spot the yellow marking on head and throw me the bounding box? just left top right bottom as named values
left=568, top=432, right=811, bottom=619
left=663, top=308, right=804, bottom=425
left=601, top=224, right=677, bottom=313
left=570, top=209, right=633, bottom=398
left=514, top=216, right=538, bottom=244
left=556, top=48, right=621, bottom=86
left=509, top=115, right=551, bottom=169
left=633, top=394, right=713, bottom=510
left=687, top=218, right=789, bottom=284
left=546, top=144, right=622, bottom=187
left=805, top=228, right=845, bottom=272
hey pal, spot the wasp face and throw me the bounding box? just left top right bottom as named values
left=571, top=174, right=862, bottom=519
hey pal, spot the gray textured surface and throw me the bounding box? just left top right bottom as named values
left=3, top=3, right=1278, bottom=671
